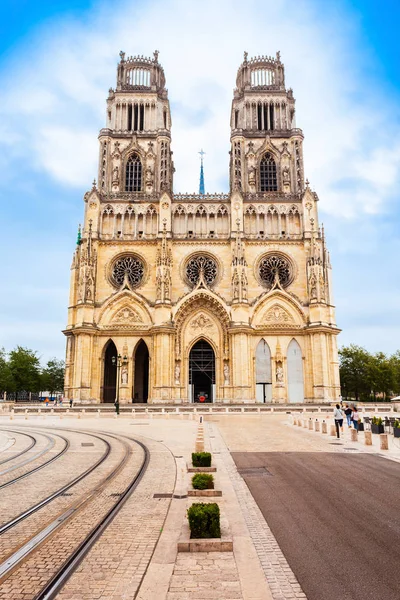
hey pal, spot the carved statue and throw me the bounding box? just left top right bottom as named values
left=121, top=366, right=128, bottom=385
left=175, top=364, right=180, bottom=385
left=282, top=167, right=290, bottom=183
left=145, top=166, right=153, bottom=186
left=119, top=50, right=125, bottom=62
left=248, top=166, right=256, bottom=186
left=243, top=51, right=248, bottom=63
left=276, top=365, right=284, bottom=384
left=112, top=166, right=119, bottom=183
left=153, top=50, right=159, bottom=62
left=310, top=274, right=317, bottom=300
left=224, top=364, right=230, bottom=385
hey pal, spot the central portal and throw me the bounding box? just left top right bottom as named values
left=189, top=340, right=215, bottom=403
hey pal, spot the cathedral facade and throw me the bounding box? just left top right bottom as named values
left=63, top=51, right=341, bottom=404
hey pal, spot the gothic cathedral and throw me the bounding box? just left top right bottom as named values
left=64, top=51, right=341, bottom=404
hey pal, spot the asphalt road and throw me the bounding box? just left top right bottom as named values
left=232, top=451, right=400, bottom=600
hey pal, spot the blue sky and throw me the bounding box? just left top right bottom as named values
left=0, top=0, right=399, bottom=364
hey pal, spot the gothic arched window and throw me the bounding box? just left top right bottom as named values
left=260, top=153, right=278, bottom=192
left=125, top=153, right=142, bottom=192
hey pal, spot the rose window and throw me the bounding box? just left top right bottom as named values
left=186, top=255, right=217, bottom=287
left=111, top=255, right=144, bottom=288
left=259, top=254, right=292, bottom=288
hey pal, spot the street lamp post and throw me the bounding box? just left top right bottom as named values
left=111, top=354, right=127, bottom=415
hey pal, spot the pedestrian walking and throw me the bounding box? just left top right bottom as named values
left=352, top=406, right=360, bottom=431
left=344, top=404, right=352, bottom=428
left=69, top=398, right=73, bottom=408
left=333, top=404, right=344, bottom=438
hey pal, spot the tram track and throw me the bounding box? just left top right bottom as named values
left=0, top=431, right=37, bottom=466
left=0, top=431, right=68, bottom=490
left=0, top=430, right=111, bottom=535
left=0, top=427, right=149, bottom=599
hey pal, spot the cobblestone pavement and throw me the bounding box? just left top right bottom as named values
left=166, top=553, right=243, bottom=600
left=0, top=429, right=125, bottom=562
left=0, top=433, right=145, bottom=600
left=56, top=436, right=176, bottom=600
left=0, top=429, right=59, bottom=483
left=0, top=428, right=105, bottom=523
left=0, top=430, right=36, bottom=464
left=3, top=412, right=390, bottom=600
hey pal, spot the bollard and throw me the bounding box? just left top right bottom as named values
left=38, top=408, right=41, bottom=415
left=330, top=424, right=336, bottom=437
left=364, top=431, right=372, bottom=446
left=350, top=429, right=358, bottom=442
left=293, top=417, right=297, bottom=426
left=303, top=420, right=307, bottom=428
left=60, top=414, right=63, bottom=420
left=308, top=420, right=313, bottom=430
left=321, top=421, right=327, bottom=434
left=315, top=420, right=320, bottom=432
left=200, top=415, right=203, bottom=424
left=380, top=433, right=388, bottom=450
left=66, top=409, right=69, bottom=415
left=297, top=419, right=302, bottom=427
left=132, top=408, right=135, bottom=419
left=50, top=408, right=54, bottom=415
left=96, top=409, right=100, bottom=419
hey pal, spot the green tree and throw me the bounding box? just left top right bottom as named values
left=41, top=358, right=65, bottom=396
left=8, top=346, right=41, bottom=400
left=389, top=351, right=400, bottom=397
left=339, top=345, right=371, bottom=401
left=368, top=352, right=395, bottom=400
left=0, top=349, right=15, bottom=392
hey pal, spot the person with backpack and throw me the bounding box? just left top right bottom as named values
left=344, top=404, right=352, bottom=428
left=333, top=404, right=344, bottom=438
left=352, top=406, right=360, bottom=431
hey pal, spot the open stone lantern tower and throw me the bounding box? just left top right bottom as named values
left=63, top=50, right=341, bottom=405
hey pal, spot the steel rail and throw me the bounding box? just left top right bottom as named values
left=0, top=430, right=111, bottom=535
left=35, top=436, right=149, bottom=600
left=0, top=432, right=55, bottom=477
left=0, top=430, right=140, bottom=585
left=0, top=430, right=37, bottom=466
left=0, top=431, right=69, bottom=490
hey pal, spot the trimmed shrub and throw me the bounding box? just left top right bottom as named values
left=192, top=473, right=214, bottom=490
left=372, top=416, right=383, bottom=425
left=394, top=419, right=400, bottom=428
left=187, top=502, right=221, bottom=538
left=192, top=452, right=212, bottom=467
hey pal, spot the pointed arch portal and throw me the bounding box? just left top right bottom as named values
left=287, top=339, right=304, bottom=403
left=189, top=340, right=215, bottom=403
left=255, top=340, right=272, bottom=403
left=133, top=340, right=149, bottom=403
left=103, top=341, right=117, bottom=403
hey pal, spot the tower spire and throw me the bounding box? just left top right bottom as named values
left=199, top=149, right=205, bottom=195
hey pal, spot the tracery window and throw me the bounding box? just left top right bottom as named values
left=260, top=153, right=277, bottom=192
left=258, top=254, right=292, bottom=289
left=125, top=153, right=142, bottom=192
left=186, top=255, right=218, bottom=287
left=111, top=255, right=144, bottom=288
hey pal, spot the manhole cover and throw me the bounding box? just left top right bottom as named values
left=329, top=442, right=343, bottom=445
left=153, top=493, right=173, bottom=498
left=81, top=442, right=94, bottom=447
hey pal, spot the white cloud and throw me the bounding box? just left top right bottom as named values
left=1, top=0, right=399, bottom=217
left=1, top=0, right=400, bottom=359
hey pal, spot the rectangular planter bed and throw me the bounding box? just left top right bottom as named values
left=371, top=424, right=384, bottom=434
left=188, top=466, right=216, bottom=473
left=394, top=428, right=400, bottom=438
